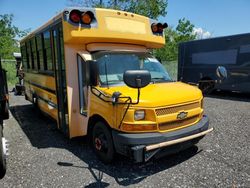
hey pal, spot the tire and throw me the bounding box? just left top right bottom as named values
left=199, top=81, right=214, bottom=95
left=92, top=122, right=114, bottom=164
left=0, top=125, right=6, bottom=179
left=1, top=101, right=9, bottom=120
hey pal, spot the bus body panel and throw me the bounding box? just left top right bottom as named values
left=20, top=7, right=211, bottom=162
left=24, top=73, right=58, bottom=121
left=178, top=33, right=250, bottom=93
left=62, top=8, right=165, bottom=48
left=93, top=83, right=203, bottom=133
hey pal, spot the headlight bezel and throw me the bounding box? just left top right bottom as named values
left=134, top=110, right=145, bottom=121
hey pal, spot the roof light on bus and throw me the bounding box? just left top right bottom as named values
left=81, top=11, right=93, bottom=25
left=151, top=22, right=168, bottom=34
left=157, top=23, right=164, bottom=33
left=163, top=23, right=168, bottom=28
left=151, top=23, right=158, bottom=33
left=69, top=10, right=81, bottom=23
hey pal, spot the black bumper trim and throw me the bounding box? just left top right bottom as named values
left=112, top=115, right=209, bottom=162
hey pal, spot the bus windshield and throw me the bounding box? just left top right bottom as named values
left=92, top=52, right=172, bottom=86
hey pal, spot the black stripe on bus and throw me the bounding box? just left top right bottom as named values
left=27, top=81, right=56, bottom=94
left=37, top=96, right=58, bottom=109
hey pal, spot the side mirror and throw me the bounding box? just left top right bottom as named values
left=123, top=70, right=151, bottom=89
left=216, top=66, right=227, bottom=79
left=86, top=60, right=99, bottom=86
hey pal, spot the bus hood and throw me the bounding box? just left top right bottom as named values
left=99, top=82, right=202, bottom=107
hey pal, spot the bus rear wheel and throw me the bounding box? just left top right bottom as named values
left=199, top=81, right=215, bottom=94
left=92, top=122, right=114, bottom=164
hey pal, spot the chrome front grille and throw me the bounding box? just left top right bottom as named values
left=159, top=115, right=199, bottom=131
left=155, top=102, right=200, bottom=116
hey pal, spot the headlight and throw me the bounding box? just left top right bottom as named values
left=134, top=110, right=145, bottom=121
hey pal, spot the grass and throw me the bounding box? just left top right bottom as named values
left=1, top=60, right=17, bottom=88
left=163, top=60, right=178, bottom=81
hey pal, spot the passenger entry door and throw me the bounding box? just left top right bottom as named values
left=77, top=53, right=89, bottom=116
left=52, top=26, right=69, bottom=136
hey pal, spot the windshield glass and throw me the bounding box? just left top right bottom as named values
left=92, top=52, right=172, bottom=86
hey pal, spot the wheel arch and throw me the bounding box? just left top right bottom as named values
left=199, top=76, right=213, bottom=82
left=87, top=114, right=111, bottom=137
left=199, top=76, right=215, bottom=94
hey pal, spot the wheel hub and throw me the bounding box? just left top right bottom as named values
left=95, top=137, right=102, bottom=151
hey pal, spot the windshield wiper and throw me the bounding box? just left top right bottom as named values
left=151, top=78, right=172, bottom=83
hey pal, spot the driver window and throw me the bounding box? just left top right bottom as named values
left=77, top=55, right=88, bottom=115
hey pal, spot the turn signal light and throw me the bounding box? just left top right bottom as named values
left=151, top=23, right=158, bottom=33
left=81, top=11, right=94, bottom=25
left=121, top=123, right=157, bottom=132
left=151, top=22, right=168, bottom=34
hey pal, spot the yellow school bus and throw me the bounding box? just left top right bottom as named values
left=20, top=7, right=213, bottom=163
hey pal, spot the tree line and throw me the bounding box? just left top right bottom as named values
left=1, top=0, right=196, bottom=61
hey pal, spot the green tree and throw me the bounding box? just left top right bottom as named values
left=68, top=0, right=168, bottom=19
left=68, top=1, right=195, bottom=62
left=124, top=0, right=167, bottom=19
left=0, top=14, right=28, bottom=59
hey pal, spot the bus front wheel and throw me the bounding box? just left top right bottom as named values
left=92, top=122, right=114, bottom=164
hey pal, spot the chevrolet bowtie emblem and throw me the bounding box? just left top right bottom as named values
left=177, top=111, right=188, bottom=120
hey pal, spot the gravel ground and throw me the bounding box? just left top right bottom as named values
left=0, top=91, right=249, bottom=188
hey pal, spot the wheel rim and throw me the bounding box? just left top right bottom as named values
left=94, top=138, right=102, bottom=151
left=94, top=130, right=108, bottom=153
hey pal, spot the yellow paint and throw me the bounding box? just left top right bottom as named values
left=105, top=17, right=146, bottom=34
left=23, top=72, right=58, bottom=123
left=99, top=82, right=202, bottom=108
left=63, top=8, right=165, bottom=48
left=21, top=7, right=204, bottom=139
left=89, top=82, right=203, bottom=133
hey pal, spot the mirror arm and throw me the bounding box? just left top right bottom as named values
left=134, top=88, right=140, bottom=104
left=91, top=86, right=141, bottom=130
left=118, top=88, right=140, bottom=129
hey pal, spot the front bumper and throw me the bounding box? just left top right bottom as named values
left=112, top=115, right=212, bottom=162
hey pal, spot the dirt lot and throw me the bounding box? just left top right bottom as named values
left=0, top=91, right=249, bottom=187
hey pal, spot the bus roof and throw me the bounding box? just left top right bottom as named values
left=180, top=32, right=250, bottom=45
left=21, top=7, right=166, bottom=49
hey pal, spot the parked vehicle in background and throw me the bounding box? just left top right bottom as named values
left=178, top=33, right=250, bottom=93
left=20, top=7, right=212, bottom=163
left=0, top=57, right=9, bottom=178
left=13, top=52, right=24, bottom=95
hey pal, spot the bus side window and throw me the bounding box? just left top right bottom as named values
left=77, top=55, right=88, bottom=115
left=43, top=31, right=53, bottom=71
